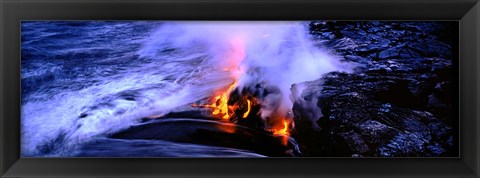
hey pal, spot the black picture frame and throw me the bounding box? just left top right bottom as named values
left=1, top=0, right=479, bottom=177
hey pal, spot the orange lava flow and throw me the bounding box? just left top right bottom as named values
left=273, top=120, right=290, bottom=136
left=242, top=99, right=251, bottom=118
left=212, top=81, right=238, bottom=120
left=192, top=81, right=238, bottom=120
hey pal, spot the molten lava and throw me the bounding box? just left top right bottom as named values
left=193, top=81, right=238, bottom=120
left=242, top=99, right=251, bottom=118
left=212, top=81, right=238, bottom=120
left=273, top=120, right=290, bottom=136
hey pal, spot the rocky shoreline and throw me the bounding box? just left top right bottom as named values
left=290, top=21, right=457, bottom=157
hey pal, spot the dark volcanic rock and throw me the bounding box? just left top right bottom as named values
left=293, top=72, right=454, bottom=157
left=110, top=118, right=297, bottom=157
left=293, top=21, right=456, bottom=157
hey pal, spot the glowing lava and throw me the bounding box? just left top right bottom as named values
left=212, top=81, right=238, bottom=120
left=193, top=81, right=238, bottom=120
left=242, top=99, right=251, bottom=118
left=273, top=120, right=290, bottom=136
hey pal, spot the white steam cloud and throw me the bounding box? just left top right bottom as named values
left=140, top=21, right=351, bottom=125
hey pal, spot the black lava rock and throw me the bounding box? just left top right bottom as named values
left=292, top=21, right=456, bottom=157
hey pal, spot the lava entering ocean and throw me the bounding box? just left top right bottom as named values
left=183, top=22, right=348, bottom=143
left=192, top=34, right=294, bottom=137
left=192, top=81, right=239, bottom=120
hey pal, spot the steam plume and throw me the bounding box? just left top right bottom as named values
left=139, top=21, right=352, bottom=128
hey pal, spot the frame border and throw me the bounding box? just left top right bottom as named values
left=1, top=0, right=479, bottom=177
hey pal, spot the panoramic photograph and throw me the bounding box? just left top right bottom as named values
left=21, top=21, right=457, bottom=157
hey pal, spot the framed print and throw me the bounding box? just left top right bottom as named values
left=1, top=0, right=479, bottom=177
left=18, top=20, right=458, bottom=158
